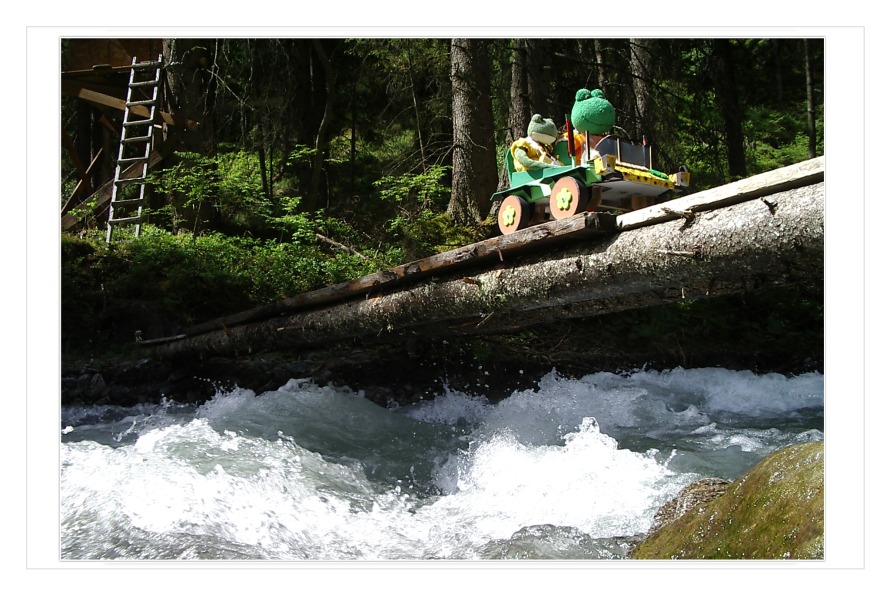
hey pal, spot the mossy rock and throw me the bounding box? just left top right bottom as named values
left=632, top=441, right=824, bottom=559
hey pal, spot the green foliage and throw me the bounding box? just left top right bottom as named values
left=61, top=226, right=380, bottom=360
left=102, top=227, right=255, bottom=319
left=745, top=101, right=824, bottom=173
left=368, top=164, right=489, bottom=260
left=216, top=148, right=271, bottom=227
left=149, top=152, right=217, bottom=205
left=147, top=150, right=272, bottom=233
left=244, top=240, right=325, bottom=300
left=285, top=144, right=316, bottom=167
left=374, top=164, right=451, bottom=209
left=386, top=210, right=487, bottom=262
left=268, top=196, right=316, bottom=242
left=61, top=235, right=105, bottom=354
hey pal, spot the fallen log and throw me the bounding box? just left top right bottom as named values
left=618, top=156, right=824, bottom=230
left=145, top=172, right=823, bottom=360
left=154, top=210, right=618, bottom=341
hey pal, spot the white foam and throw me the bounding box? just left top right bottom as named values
left=60, top=367, right=824, bottom=560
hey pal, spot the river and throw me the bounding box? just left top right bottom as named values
left=60, top=366, right=823, bottom=561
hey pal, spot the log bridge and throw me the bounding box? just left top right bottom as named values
left=143, top=157, right=824, bottom=359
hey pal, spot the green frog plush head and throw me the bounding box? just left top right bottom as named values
left=510, top=114, right=561, bottom=171
left=570, top=88, right=616, bottom=135
left=527, top=113, right=559, bottom=145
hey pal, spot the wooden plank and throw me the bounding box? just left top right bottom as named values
left=61, top=142, right=172, bottom=230
left=66, top=39, right=162, bottom=71
left=62, top=80, right=199, bottom=131
left=61, top=148, right=104, bottom=215
left=61, top=127, right=88, bottom=179
left=171, top=212, right=618, bottom=340
left=617, top=156, right=825, bottom=230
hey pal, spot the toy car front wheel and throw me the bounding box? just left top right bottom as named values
left=498, top=195, right=531, bottom=234
left=549, top=177, right=589, bottom=220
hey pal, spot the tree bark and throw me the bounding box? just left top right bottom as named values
left=307, top=39, right=336, bottom=211
left=448, top=38, right=499, bottom=224
left=505, top=39, right=531, bottom=189
left=146, top=158, right=824, bottom=360
left=772, top=38, right=784, bottom=102
left=804, top=39, right=818, bottom=159
left=508, top=39, right=530, bottom=146
left=594, top=40, right=608, bottom=90
left=712, top=39, right=747, bottom=179
left=525, top=39, right=552, bottom=117
left=162, top=38, right=215, bottom=153
left=629, top=38, right=654, bottom=140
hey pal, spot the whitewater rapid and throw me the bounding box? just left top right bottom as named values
left=60, top=367, right=824, bottom=560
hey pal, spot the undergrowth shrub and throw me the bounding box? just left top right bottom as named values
left=61, top=226, right=381, bottom=359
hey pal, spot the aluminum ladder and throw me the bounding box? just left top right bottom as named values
left=106, top=55, right=163, bottom=243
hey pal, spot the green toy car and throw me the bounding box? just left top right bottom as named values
left=493, top=89, right=690, bottom=235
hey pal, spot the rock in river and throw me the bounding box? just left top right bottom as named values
left=632, top=441, right=824, bottom=559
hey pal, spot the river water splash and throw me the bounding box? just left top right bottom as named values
left=60, top=367, right=824, bottom=560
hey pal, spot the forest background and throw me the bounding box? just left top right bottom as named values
left=58, top=36, right=825, bottom=373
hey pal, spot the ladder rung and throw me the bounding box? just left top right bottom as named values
left=123, top=119, right=153, bottom=127
left=130, top=79, right=159, bottom=88
left=122, top=135, right=152, bottom=144
left=111, top=198, right=145, bottom=206
left=115, top=177, right=147, bottom=185
left=126, top=99, right=157, bottom=107
left=132, top=60, right=163, bottom=70
left=108, top=215, right=143, bottom=225
left=117, top=156, right=149, bottom=164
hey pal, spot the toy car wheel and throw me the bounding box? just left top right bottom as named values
left=549, top=177, right=588, bottom=220
left=498, top=195, right=531, bottom=235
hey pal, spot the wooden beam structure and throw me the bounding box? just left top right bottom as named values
left=61, top=59, right=201, bottom=230
left=60, top=144, right=103, bottom=215
left=61, top=139, right=175, bottom=231
left=142, top=158, right=824, bottom=359
left=62, top=80, right=198, bottom=132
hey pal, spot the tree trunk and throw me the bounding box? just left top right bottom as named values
left=772, top=38, right=784, bottom=102
left=448, top=38, right=499, bottom=224
left=162, top=38, right=215, bottom=153
left=508, top=39, right=530, bottom=145
left=146, top=158, right=824, bottom=360
left=594, top=40, right=608, bottom=90
left=505, top=39, right=530, bottom=189
left=804, top=39, right=818, bottom=159
left=258, top=145, right=270, bottom=200
left=629, top=38, right=654, bottom=140
left=307, top=39, right=336, bottom=212
left=525, top=39, right=552, bottom=116
left=712, top=39, right=747, bottom=179
left=406, top=53, right=428, bottom=171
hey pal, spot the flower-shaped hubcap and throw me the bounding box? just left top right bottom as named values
left=556, top=188, right=573, bottom=211
left=502, top=204, right=517, bottom=226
